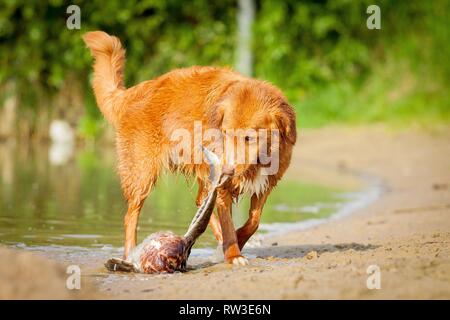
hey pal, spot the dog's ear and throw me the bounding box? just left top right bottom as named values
left=274, top=102, right=297, bottom=145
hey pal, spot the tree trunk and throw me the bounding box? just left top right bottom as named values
left=236, top=0, right=255, bottom=77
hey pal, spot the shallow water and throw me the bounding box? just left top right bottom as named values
left=0, top=142, right=356, bottom=265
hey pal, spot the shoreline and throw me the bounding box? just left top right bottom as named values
left=1, top=125, right=449, bottom=299
left=258, top=173, right=384, bottom=239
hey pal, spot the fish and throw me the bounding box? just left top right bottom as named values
left=105, top=146, right=228, bottom=273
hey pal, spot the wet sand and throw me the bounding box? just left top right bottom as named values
left=1, top=125, right=450, bottom=299
left=0, top=246, right=98, bottom=299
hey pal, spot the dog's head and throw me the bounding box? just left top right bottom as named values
left=210, top=81, right=297, bottom=179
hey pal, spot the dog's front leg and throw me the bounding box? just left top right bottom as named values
left=236, top=190, right=270, bottom=250
left=216, top=190, right=248, bottom=266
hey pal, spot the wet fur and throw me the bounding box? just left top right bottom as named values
left=83, top=31, right=297, bottom=263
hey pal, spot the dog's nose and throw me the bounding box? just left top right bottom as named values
left=222, top=164, right=235, bottom=176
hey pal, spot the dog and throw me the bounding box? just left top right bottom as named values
left=83, top=31, right=296, bottom=265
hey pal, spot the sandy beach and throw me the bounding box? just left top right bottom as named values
left=1, top=125, right=449, bottom=299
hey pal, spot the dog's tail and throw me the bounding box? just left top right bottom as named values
left=83, top=31, right=126, bottom=125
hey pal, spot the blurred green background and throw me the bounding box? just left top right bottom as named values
left=0, top=0, right=449, bottom=142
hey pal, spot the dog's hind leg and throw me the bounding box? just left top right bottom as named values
left=120, top=159, right=159, bottom=259
left=196, top=178, right=223, bottom=242
left=208, top=213, right=223, bottom=243
left=236, top=190, right=270, bottom=250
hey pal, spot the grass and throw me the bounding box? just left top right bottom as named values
left=293, top=59, right=450, bottom=129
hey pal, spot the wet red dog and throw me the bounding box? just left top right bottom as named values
left=83, top=31, right=296, bottom=265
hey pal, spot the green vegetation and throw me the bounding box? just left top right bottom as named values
left=0, top=0, right=448, bottom=139
left=253, top=1, right=449, bottom=127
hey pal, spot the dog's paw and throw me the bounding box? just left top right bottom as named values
left=231, top=256, right=249, bottom=266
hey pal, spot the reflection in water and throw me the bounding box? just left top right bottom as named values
left=0, top=141, right=14, bottom=187
left=49, top=142, right=74, bottom=166
left=49, top=120, right=75, bottom=166
left=0, top=143, right=344, bottom=252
